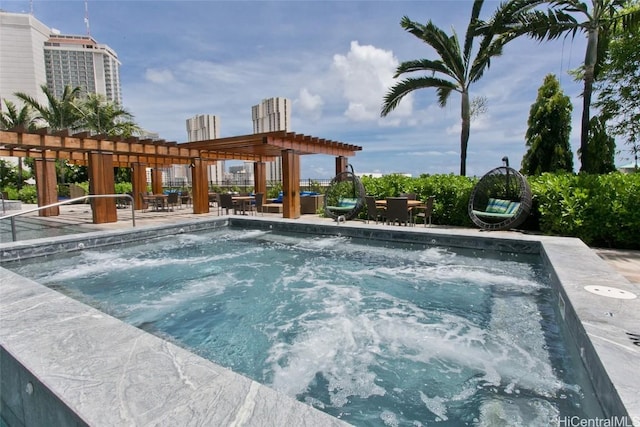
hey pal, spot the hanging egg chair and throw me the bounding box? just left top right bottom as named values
left=468, top=157, right=532, bottom=231
left=323, top=165, right=366, bottom=221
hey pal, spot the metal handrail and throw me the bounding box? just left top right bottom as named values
left=0, top=194, right=135, bottom=242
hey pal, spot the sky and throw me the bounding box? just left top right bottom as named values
left=2, top=0, right=611, bottom=178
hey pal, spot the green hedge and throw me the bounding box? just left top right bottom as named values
left=529, top=173, right=640, bottom=249
left=360, top=172, right=640, bottom=249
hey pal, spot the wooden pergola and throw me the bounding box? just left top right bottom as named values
left=0, top=128, right=362, bottom=222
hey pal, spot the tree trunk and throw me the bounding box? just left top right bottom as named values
left=460, top=90, right=471, bottom=176
left=580, top=27, right=599, bottom=172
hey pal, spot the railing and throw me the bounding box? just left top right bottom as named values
left=0, top=194, right=135, bottom=242
left=160, top=178, right=333, bottom=193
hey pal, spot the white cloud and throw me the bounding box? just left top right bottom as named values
left=296, top=88, right=324, bottom=120
left=144, top=68, right=175, bottom=84
left=332, top=41, right=412, bottom=122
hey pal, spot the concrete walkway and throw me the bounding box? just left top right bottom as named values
left=3, top=202, right=639, bottom=286
left=592, top=248, right=640, bottom=286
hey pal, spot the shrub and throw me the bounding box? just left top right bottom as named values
left=529, top=173, right=640, bottom=248
left=267, top=182, right=282, bottom=199
left=2, top=186, right=19, bottom=200
left=114, top=182, right=132, bottom=194
left=17, top=185, right=37, bottom=204
left=58, top=184, right=70, bottom=197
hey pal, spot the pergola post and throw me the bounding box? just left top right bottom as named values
left=88, top=151, right=117, bottom=224
left=131, top=163, right=147, bottom=210
left=191, top=158, right=209, bottom=214
left=282, top=149, right=300, bottom=219
left=253, top=161, right=267, bottom=197
left=151, top=168, right=163, bottom=195
left=34, top=158, right=59, bottom=217
left=335, top=156, right=348, bottom=176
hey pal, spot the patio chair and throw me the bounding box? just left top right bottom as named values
left=219, top=193, right=237, bottom=215
left=180, top=191, right=192, bottom=208
left=385, top=197, right=413, bottom=226
left=208, top=192, right=218, bottom=207
left=365, top=196, right=386, bottom=224
left=139, top=192, right=152, bottom=213
left=415, top=196, right=435, bottom=227
left=241, top=195, right=257, bottom=216
left=254, top=193, right=264, bottom=215
left=167, top=192, right=179, bottom=211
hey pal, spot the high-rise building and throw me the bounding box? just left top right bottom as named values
left=252, top=97, right=290, bottom=134
left=251, top=97, right=291, bottom=182
left=0, top=11, right=50, bottom=108
left=187, top=114, right=220, bottom=141
left=44, top=31, right=122, bottom=104
left=0, top=11, right=122, bottom=111
left=185, top=114, right=225, bottom=185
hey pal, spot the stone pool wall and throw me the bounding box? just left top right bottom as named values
left=1, top=217, right=638, bottom=426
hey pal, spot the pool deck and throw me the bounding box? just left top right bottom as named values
left=2, top=203, right=639, bottom=426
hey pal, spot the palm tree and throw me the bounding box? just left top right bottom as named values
left=74, top=93, right=141, bottom=137
left=381, top=0, right=507, bottom=176
left=478, top=0, right=640, bottom=172
left=0, top=99, right=35, bottom=131
left=14, top=84, right=83, bottom=131
left=0, top=99, right=36, bottom=189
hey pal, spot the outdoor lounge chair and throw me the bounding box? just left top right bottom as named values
left=323, top=165, right=365, bottom=221
left=468, top=157, right=532, bottom=231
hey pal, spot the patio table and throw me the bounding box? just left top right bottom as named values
left=232, top=195, right=255, bottom=215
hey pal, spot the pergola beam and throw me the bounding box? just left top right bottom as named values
left=1, top=129, right=361, bottom=161
left=0, top=128, right=363, bottom=222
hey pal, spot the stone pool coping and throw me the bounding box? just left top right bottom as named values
left=1, top=216, right=639, bottom=426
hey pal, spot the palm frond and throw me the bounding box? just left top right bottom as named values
left=553, top=0, right=590, bottom=16
left=400, top=16, right=427, bottom=40
left=477, top=0, right=545, bottom=35
left=419, top=21, right=466, bottom=82
left=435, top=86, right=456, bottom=107
left=469, top=39, right=505, bottom=83
left=516, top=9, right=580, bottom=40
left=381, top=76, right=458, bottom=116
left=395, top=59, right=451, bottom=78
left=13, top=91, right=47, bottom=123
left=464, top=0, right=486, bottom=64
left=615, top=6, right=640, bottom=30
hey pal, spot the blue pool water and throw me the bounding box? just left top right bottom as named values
left=6, top=228, right=604, bottom=426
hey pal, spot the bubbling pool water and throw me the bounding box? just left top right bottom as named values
left=7, top=228, right=603, bottom=426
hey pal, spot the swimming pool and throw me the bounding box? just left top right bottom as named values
left=0, top=224, right=607, bottom=425
left=1, top=217, right=638, bottom=426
